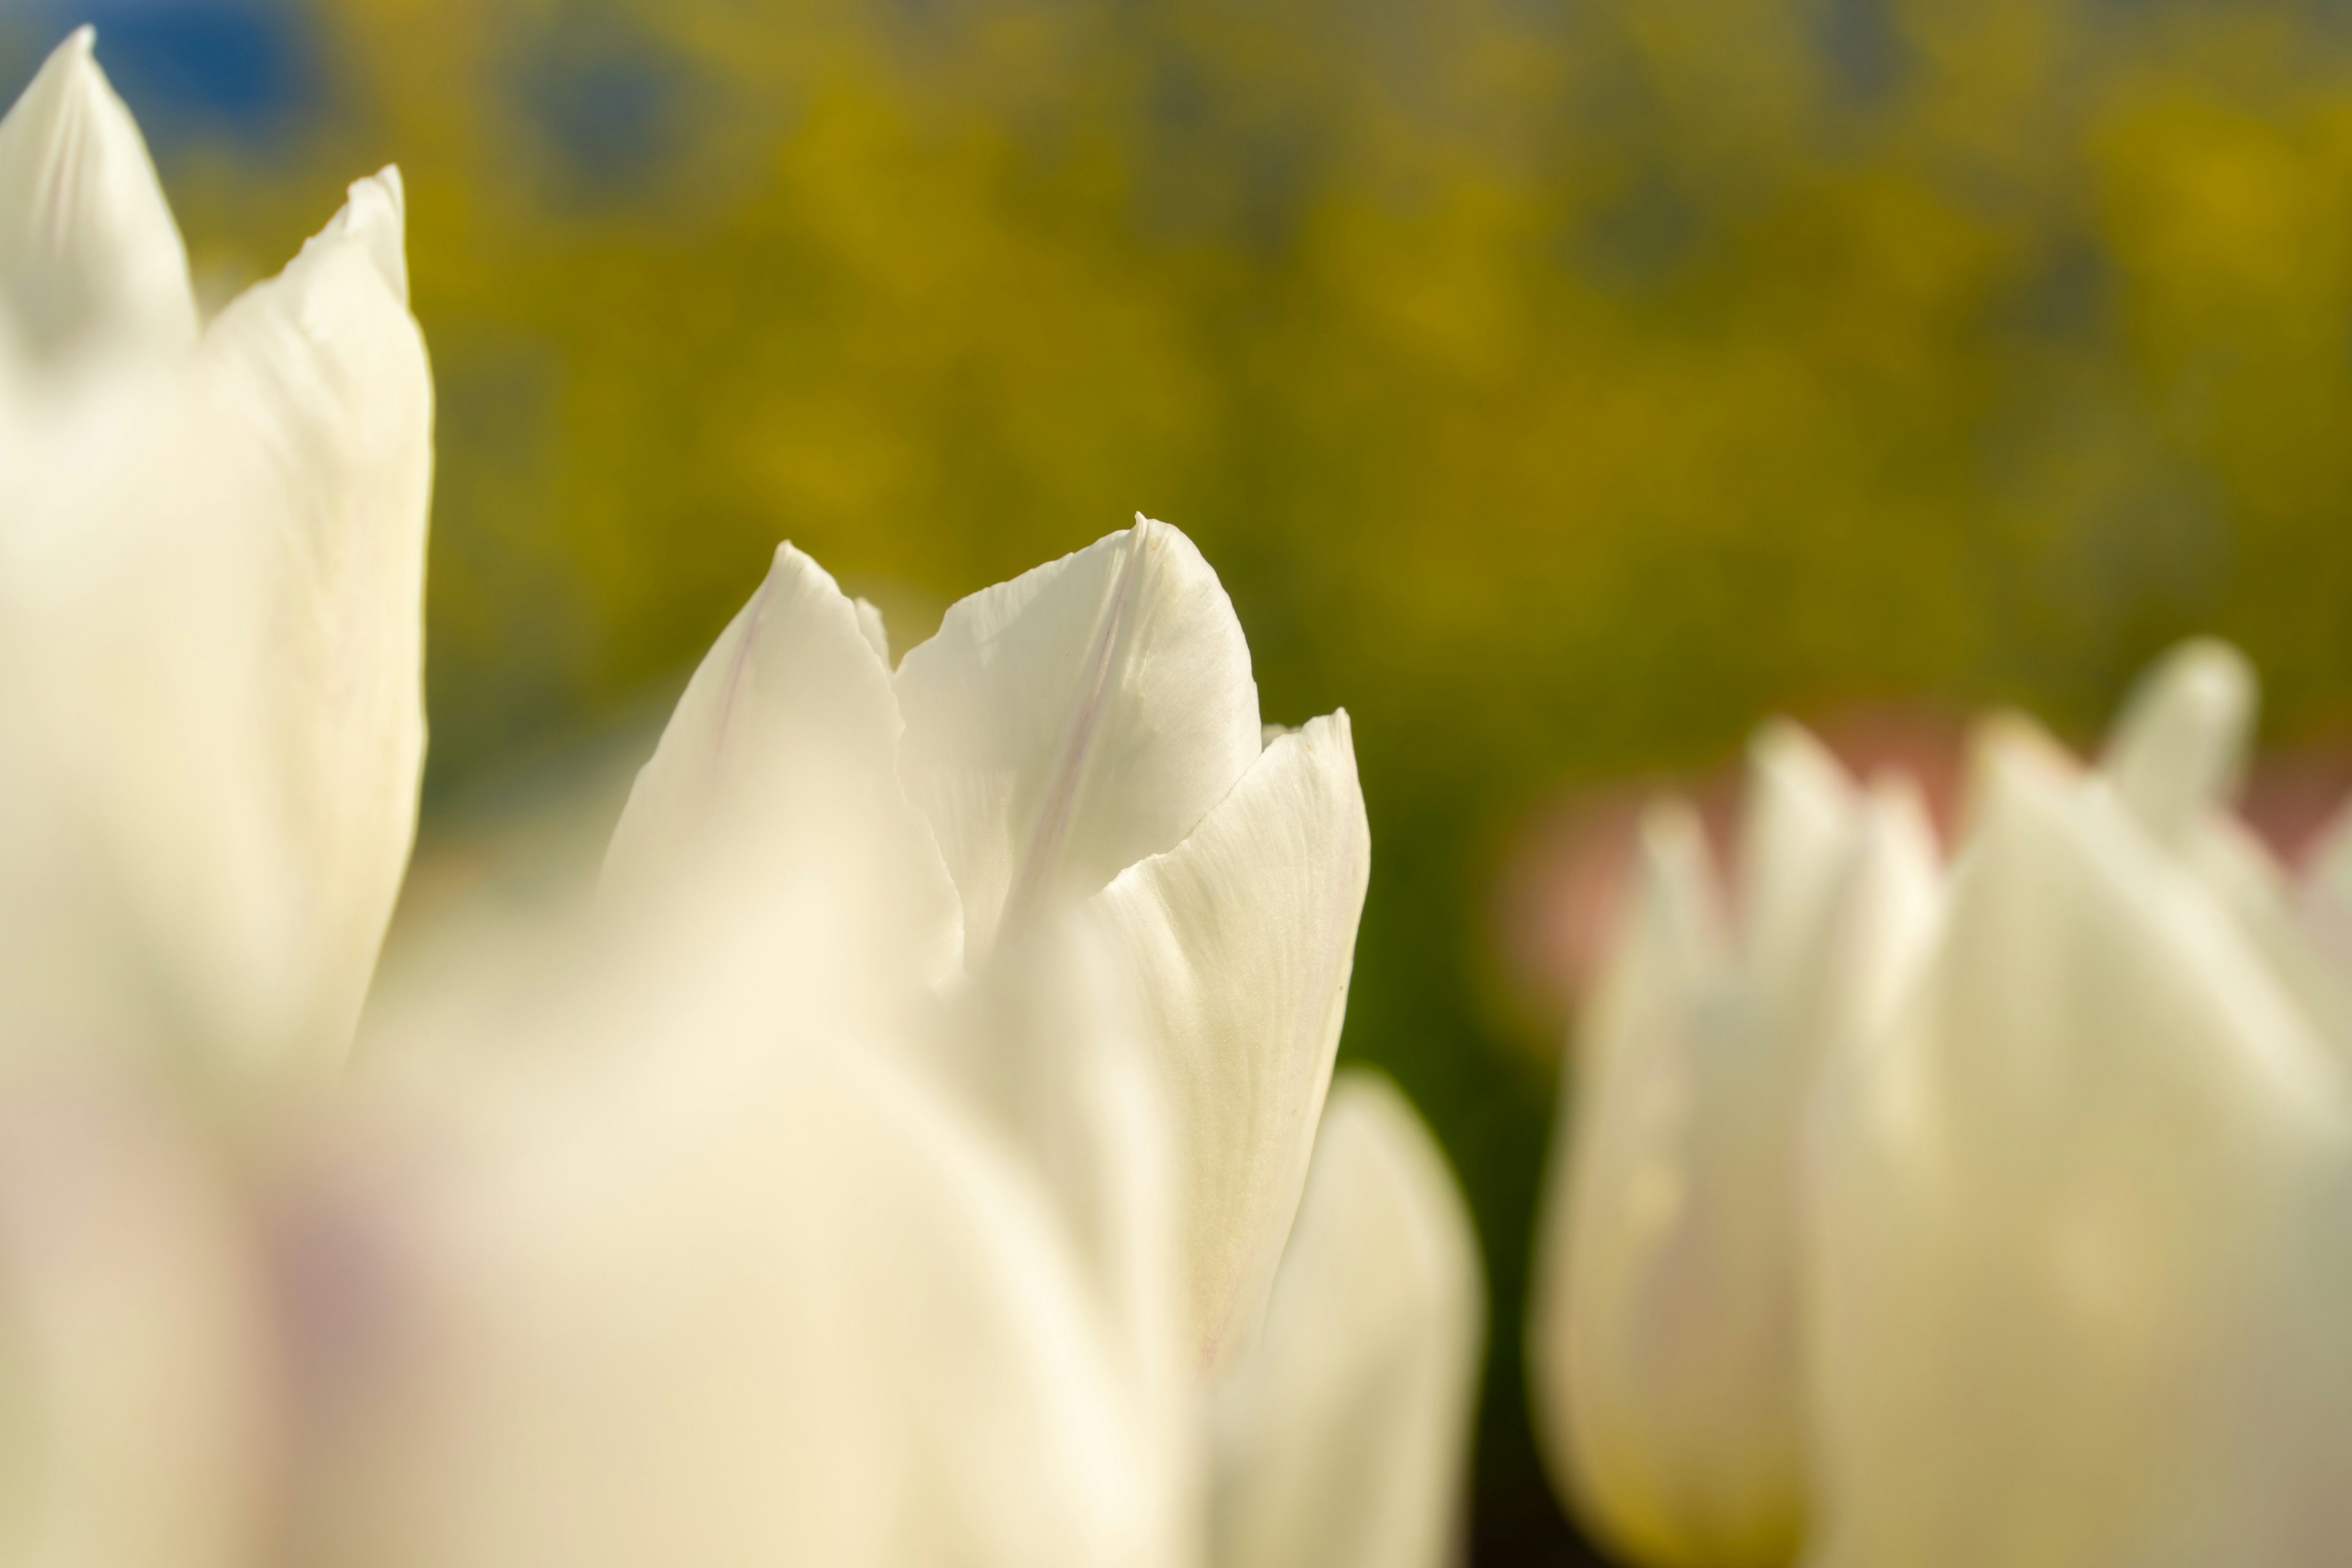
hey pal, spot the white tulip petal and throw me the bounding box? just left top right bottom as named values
left=1808, top=726, right=2352, bottom=1568
left=0, top=28, right=195, bottom=358
left=896, top=516, right=1262, bottom=962
left=1533, top=794, right=1804, bottom=1568
left=852, top=595, right=891, bottom=665
left=1091, top=710, right=1370, bottom=1371
left=1805, top=776, right=1942, bottom=1077
left=298, top=889, right=1182, bottom=1568
left=927, top=913, right=1200, bottom=1532
left=1532, top=721, right=1926, bottom=1568
left=603, top=543, right=960, bottom=983
left=2100, top=637, right=2256, bottom=845
left=1735, top=719, right=1857, bottom=987
left=0, top=1091, right=279, bottom=1568
left=187, top=167, right=432, bottom=1068
left=1211, top=1070, right=1485, bottom=1568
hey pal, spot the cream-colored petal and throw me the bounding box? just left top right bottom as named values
left=1807, top=725, right=2352, bottom=1568
left=1531, top=722, right=1929, bottom=1568
left=1090, top=710, right=1370, bottom=1371
left=602, top=543, right=959, bottom=985
left=1531, top=796, right=1797, bottom=1568
left=296, top=883, right=1183, bottom=1568
left=0, top=28, right=195, bottom=358
left=1211, top=1070, right=1485, bottom=1568
left=852, top=595, right=891, bottom=665
left=0, top=1090, right=279, bottom=1568
left=896, top=516, right=1261, bottom=962
left=1735, top=719, right=1857, bottom=990
left=189, top=168, right=432, bottom=1070
left=2099, top=637, right=2256, bottom=846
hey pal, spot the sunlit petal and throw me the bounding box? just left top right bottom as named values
left=0, top=28, right=195, bottom=360
left=896, top=515, right=1262, bottom=963
left=1091, top=710, right=1370, bottom=1370
left=1211, top=1070, right=1485, bottom=1568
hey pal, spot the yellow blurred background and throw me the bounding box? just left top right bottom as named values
left=16, top=0, right=2352, bottom=1559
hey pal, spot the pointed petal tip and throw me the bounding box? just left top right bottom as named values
left=318, top=166, right=409, bottom=307
left=63, top=24, right=97, bottom=56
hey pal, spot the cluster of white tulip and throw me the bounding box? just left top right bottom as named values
left=1532, top=638, right=2352, bottom=1567
left=0, top=30, right=1487, bottom=1568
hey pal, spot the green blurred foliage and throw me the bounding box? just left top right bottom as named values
left=26, top=0, right=2352, bottom=1558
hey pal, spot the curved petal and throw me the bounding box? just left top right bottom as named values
left=601, top=543, right=958, bottom=979
left=186, top=167, right=432, bottom=1069
left=1210, top=1070, right=1485, bottom=1568
left=1090, top=710, right=1370, bottom=1371
left=1531, top=797, right=1793, bottom=1568
left=1807, top=727, right=2352, bottom=1568
left=895, top=516, right=1261, bottom=962
left=0, top=28, right=195, bottom=360
left=2098, top=637, right=2255, bottom=847
left=1530, top=717, right=1898, bottom=1568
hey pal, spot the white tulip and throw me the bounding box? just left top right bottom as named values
left=1212, top=1068, right=1486, bottom=1568
left=0, top=29, right=431, bottom=1099
left=0, top=31, right=428, bottom=1568
left=1806, top=657, right=2352, bottom=1568
left=303, top=514, right=1387, bottom=1564
left=898, top=518, right=1373, bottom=1371
left=614, top=517, right=1370, bottom=1374
left=1528, top=723, right=1940, bottom=1567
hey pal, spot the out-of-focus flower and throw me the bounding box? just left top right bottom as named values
left=0, top=28, right=430, bottom=1568
left=1526, top=723, right=1940, bottom=1568
left=1806, top=647, right=2352, bottom=1568
left=0, top=28, right=431, bottom=1101
left=1212, top=1068, right=1486, bottom=1568
left=292, top=873, right=1189, bottom=1568
left=0, top=1091, right=281, bottom=1568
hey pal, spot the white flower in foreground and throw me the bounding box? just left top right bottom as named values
left=611, top=519, right=1373, bottom=1373
left=1212, top=1068, right=1486, bottom=1568
left=293, top=875, right=1185, bottom=1568
left=0, top=1091, right=281, bottom=1568
left=0, top=29, right=431, bottom=1098
left=0, top=29, right=428, bottom=1568
left=1806, top=650, right=2352, bottom=1568
left=1526, top=724, right=1940, bottom=1567
left=301, top=518, right=1384, bottom=1564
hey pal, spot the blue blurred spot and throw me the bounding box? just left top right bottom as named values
left=1818, top=0, right=1907, bottom=105
left=39, top=0, right=317, bottom=145
left=508, top=11, right=693, bottom=201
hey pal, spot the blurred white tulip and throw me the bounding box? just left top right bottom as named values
left=1528, top=723, right=1940, bottom=1567
left=0, top=28, right=432, bottom=1102
left=295, top=867, right=1189, bottom=1568
left=0, top=29, right=429, bottom=1568
left=1212, top=1068, right=1486, bottom=1568
left=1806, top=652, right=2352, bottom=1568
left=0, top=1090, right=282, bottom=1568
